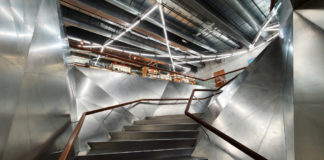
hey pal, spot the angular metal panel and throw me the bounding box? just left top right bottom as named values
left=293, top=10, right=324, bottom=160
left=194, top=38, right=291, bottom=160
left=0, top=0, right=72, bottom=159
left=68, top=66, right=209, bottom=154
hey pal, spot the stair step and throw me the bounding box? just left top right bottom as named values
left=76, top=147, right=195, bottom=160
left=146, top=113, right=203, bottom=120
left=88, top=138, right=196, bottom=154
left=156, top=156, right=208, bottom=160
left=110, top=131, right=199, bottom=141
left=124, top=124, right=200, bottom=131
left=134, top=118, right=196, bottom=125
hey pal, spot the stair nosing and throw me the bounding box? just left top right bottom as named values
left=125, top=123, right=199, bottom=127
left=88, top=138, right=197, bottom=144
left=110, top=130, right=199, bottom=134
left=108, top=138, right=197, bottom=142
left=82, top=147, right=194, bottom=156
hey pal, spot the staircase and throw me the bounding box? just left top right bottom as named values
left=76, top=113, right=207, bottom=160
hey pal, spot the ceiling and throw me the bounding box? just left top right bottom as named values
left=60, top=0, right=277, bottom=72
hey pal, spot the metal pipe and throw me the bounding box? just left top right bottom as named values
left=252, top=3, right=282, bottom=46
left=180, top=0, right=252, bottom=48
left=100, top=4, right=158, bottom=51
left=165, top=0, right=240, bottom=49
left=105, top=0, right=217, bottom=53
left=224, top=0, right=261, bottom=32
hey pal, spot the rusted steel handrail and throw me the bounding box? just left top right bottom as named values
left=184, top=76, right=267, bottom=160
left=59, top=95, right=219, bottom=160
left=270, top=0, right=276, bottom=11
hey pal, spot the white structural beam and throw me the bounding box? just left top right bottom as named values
left=252, top=3, right=282, bottom=47
left=157, top=0, right=175, bottom=71
left=97, top=4, right=158, bottom=52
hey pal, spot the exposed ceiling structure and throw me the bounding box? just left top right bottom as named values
left=61, top=0, right=279, bottom=72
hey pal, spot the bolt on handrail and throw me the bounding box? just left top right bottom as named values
left=184, top=76, right=267, bottom=160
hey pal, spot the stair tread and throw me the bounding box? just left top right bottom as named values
left=110, top=130, right=199, bottom=133
left=88, top=139, right=196, bottom=154
left=155, top=156, right=208, bottom=160
left=108, top=137, right=198, bottom=142
left=110, top=130, right=199, bottom=141
left=77, top=147, right=195, bottom=160
left=134, top=118, right=196, bottom=125
left=146, top=113, right=202, bottom=120
left=89, top=138, right=197, bottom=143
left=124, top=124, right=199, bottom=131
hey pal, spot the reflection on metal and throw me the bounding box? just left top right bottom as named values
left=0, top=0, right=71, bottom=160
left=67, top=66, right=209, bottom=153
left=292, top=1, right=324, bottom=159
left=194, top=38, right=293, bottom=160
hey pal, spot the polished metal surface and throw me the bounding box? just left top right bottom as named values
left=0, top=0, right=72, bottom=160
left=193, top=38, right=292, bottom=160
left=67, top=66, right=209, bottom=152
left=293, top=1, right=324, bottom=159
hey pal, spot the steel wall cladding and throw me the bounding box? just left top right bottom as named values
left=0, top=0, right=71, bottom=160
left=293, top=1, right=324, bottom=159
left=67, top=66, right=210, bottom=152
left=193, top=38, right=292, bottom=160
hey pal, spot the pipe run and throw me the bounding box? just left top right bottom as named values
left=252, top=2, right=282, bottom=47
left=100, top=4, right=158, bottom=52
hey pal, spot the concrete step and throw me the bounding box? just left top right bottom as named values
left=134, top=118, right=196, bottom=125
left=124, top=124, right=199, bottom=131
left=110, top=131, right=199, bottom=141
left=76, top=147, right=195, bottom=160
left=88, top=138, right=196, bottom=154
left=146, top=113, right=203, bottom=120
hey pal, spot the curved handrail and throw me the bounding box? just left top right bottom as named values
left=59, top=95, right=219, bottom=160
left=70, top=44, right=246, bottom=82
left=59, top=68, right=248, bottom=160
left=184, top=76, right=267, bottom=160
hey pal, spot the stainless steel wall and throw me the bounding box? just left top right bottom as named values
left=194, top=1, right=324, bottom=159
left=0, top=0, right=71, bottom=160
left=292, top=1, right=324, bottom=159
left=193, top=38, right=293, bottom=160
left=67, top=66, right=209, bottom=153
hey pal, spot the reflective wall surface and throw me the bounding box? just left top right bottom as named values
left=0, top=0, right=71, bottom=160
left=67, top=66, right=209, bottom=152
left=194, top=38, right=292, bottom=160
left=292, top=1, right=324, bottom=159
